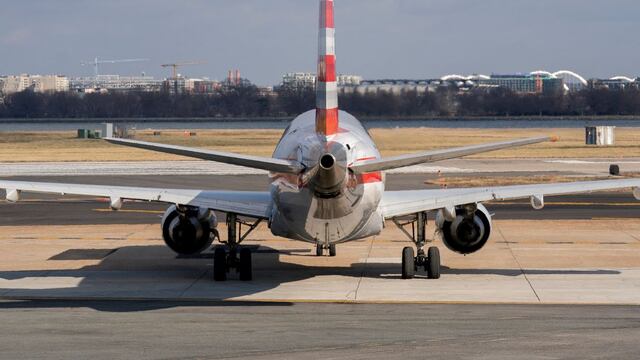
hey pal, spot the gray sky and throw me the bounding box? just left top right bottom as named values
left=1, top=0, right=638, bottom=85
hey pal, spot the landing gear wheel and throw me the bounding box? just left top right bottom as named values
left=316, top=244, right=323, bottom=256
left=329, top=244, right=336, bottom=257
left=239, top=247, right=253, bottom=281
left=426, top=246, right=440, bottom=279
left=402, top=247, right=415, bottom=279
left=213, top=247, right=227, bottom=282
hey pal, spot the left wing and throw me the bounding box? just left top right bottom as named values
left=0, top=180, right=271, bottom=219
left=381, top=179, right=640, bottom=218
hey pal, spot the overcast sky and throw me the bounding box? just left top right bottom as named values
left=1, top=0, right=638, bottom=85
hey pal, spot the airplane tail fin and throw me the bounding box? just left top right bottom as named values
left=316, top=0, right=338, bottom=136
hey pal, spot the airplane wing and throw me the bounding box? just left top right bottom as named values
left=0, top=180, right=271, bottom=219
left=105, top=137, right=304, bottom=174
left=351, top=136, right=552, bottom=173
left=380, top=179, right=640, bottom=218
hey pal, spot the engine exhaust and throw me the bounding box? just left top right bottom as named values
left=309, top=144, right=348, bottom=198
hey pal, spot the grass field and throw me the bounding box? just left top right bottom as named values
left=0, top=127, right=638, bottom=162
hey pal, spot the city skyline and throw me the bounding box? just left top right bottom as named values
left=1, top=0, right=639, bottom=85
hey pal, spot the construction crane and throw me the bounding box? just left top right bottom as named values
left=81, top=57, right=149, bottom=77
left=161, top=61, right=206, bottom=94
left=161, top=61, right=206, bottom=79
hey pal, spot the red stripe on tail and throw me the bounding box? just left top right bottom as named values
left=323, top=0, right=334, bottom=28
left=316, top=108, right=339, bottom=136
left=317, top=55, right=336, bottom=82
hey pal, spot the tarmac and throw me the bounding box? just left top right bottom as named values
left=0, top=301, right=638, bottom=359
left=1, top=169, right=640, bottom=358
left=0, top=174, right=639, bottom=305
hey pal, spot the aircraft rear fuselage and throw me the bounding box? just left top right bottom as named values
left=269, top=110, right=385, bottom=244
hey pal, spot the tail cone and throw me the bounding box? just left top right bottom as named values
left=310, top=144, right=347, bottom=198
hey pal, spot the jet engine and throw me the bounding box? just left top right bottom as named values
left=435, top=203, right=492, bottom=255
left=161, top=205, right=218, bottom=255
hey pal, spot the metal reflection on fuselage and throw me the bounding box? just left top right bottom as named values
left=269, top=110, right=385, bottom=244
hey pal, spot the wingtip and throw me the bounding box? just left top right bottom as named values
left=550, top=135, right=560, bottom=143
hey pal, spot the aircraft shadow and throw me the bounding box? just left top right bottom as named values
left=0, top=245, right=622, bottom=312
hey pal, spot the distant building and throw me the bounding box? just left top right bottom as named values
left=351, top=79, right=432, bottom=95
left=478, top=74, right=563, bottom=94
left=337, top=74, right=363, bottom=86
left=185, top=78, right=222, bottom=94
left=282, top=72, right=316, bottom=89
left=281, top=72, right=362, bottom=89
left=588, top=78, right=639, bottom=91
left=0, top=74, right=69, bottom=93
left=70, top=75, right=163, bottom=92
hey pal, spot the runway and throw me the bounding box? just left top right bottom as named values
left=0, top=301, right=638, bottom=359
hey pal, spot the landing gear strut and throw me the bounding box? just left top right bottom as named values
left=213, top=213, right=262, bottom=281
left=393, top=212, right=441, bottom=279
left=315, top=243, right=336, bottom=257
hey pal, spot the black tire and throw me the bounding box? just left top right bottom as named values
left=426, top=246, right=441, bottom=279
left=316, top=244, right=324, bottom=256
left=213, top=247, right=227, bottom=281
left=329, top=244, right=336, bottom=257
left=610, top=164, right=620, bottom=176
left=239, top=247, right=253, bottom=281
left=402, top=247, right=415, bottom=279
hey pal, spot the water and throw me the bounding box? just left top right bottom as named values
left=0, top=118, right=639, bottom=131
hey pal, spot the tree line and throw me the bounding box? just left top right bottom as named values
left=1, top=85, right=640, bottom=118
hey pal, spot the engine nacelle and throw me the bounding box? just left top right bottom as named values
left=436, top=203, right=492, bottom=255
left=161, top=205, right=217, bottom=255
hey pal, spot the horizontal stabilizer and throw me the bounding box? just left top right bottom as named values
left=351, top=136, right=551, bottom=173
left=105, top=137, right=304, bottom=174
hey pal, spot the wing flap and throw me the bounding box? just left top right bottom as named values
left=105, top=137, right=304, bottom=174
left=352, top=136, right=551, bottom=173
left=381, top=179, right=640, bottom=218
left=0, top=180, right=271, bottom=219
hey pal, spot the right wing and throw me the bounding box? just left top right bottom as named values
left=351, top=136, right=552, bottom=173
left=381, top=179, right=640, bottom=218
left=0, top=180, right=271, bottom=219
left=105, top=137, right=304, bottom=174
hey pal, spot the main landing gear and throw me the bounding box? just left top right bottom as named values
left=393, top=212, right=441, bottom=280
left=213, top=213, right=262, bottom=282
left=316, top=243, right=336, bottom=257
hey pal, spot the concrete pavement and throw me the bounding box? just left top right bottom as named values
left=1, top=219, right=639, bottom=304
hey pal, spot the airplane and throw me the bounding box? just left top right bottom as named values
left=2, top=0, right=640, bottom=282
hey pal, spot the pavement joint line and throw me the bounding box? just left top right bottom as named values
left=353, top=235, right=375, bottom=301
left=496, top=225, right=541, bottom=302
left=178, top=269, right=209, bottom=298
left=622, top=230, right=640, bottom=242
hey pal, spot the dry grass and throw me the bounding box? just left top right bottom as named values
left=370, top=128, right=640, bottom=159
left=0, top=127, right=639, bottom=162
left=423, top=175, right=640, bottom=188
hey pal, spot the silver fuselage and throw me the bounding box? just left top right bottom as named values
left=269, top=110, right=385, bottom=244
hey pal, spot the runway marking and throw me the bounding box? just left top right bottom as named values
left=545, top=160, right=640, bottom=165
left=92, top=209, right=164, bottom=214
